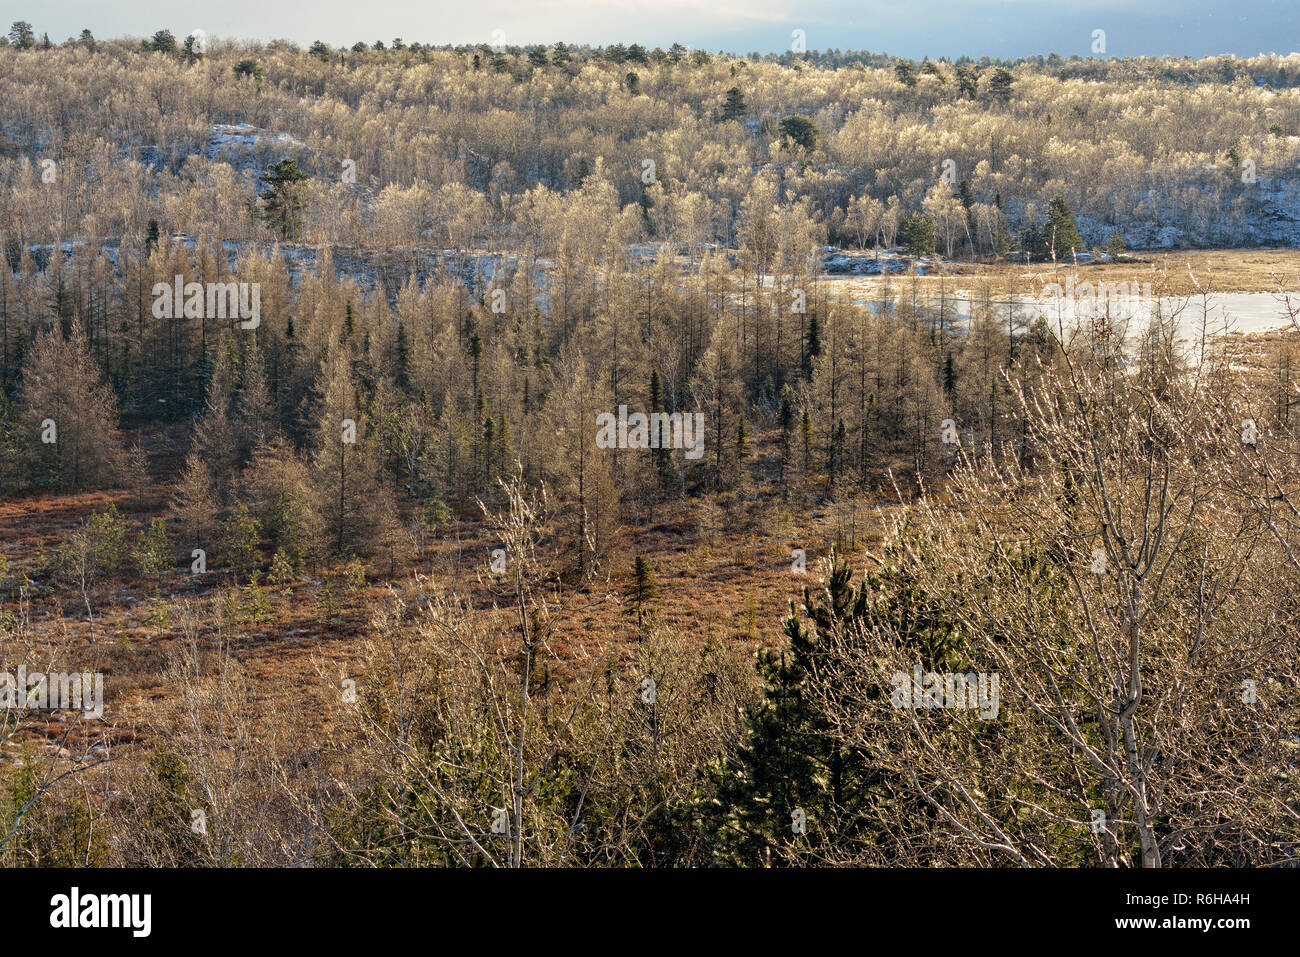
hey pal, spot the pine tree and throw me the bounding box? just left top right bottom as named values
left=181, top=33, right=204, bottom=63
left=1018, top=221, right=1043, bottom=260
left=986, top=67, right=1014, bottom=104
left=234, top=58, right=266, bottom=92
left=955, top=64, right=978, bottom=98
left=7, top=21, right=34, bottom=49
left=259, top=159, right=309, bottom=241
left=148, top=30, right=177, bottom=56
left=721, top=87, right=747, bottom=122
left=778, top=116, right=820, bottom=152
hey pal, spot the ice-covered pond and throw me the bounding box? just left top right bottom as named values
left=847, top=289, right=1296, bottom=341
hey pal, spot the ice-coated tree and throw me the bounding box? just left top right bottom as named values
left=18, top=322, right=131, bottom=490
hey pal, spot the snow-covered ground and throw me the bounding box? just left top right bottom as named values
left=839, top=287, right=1294, bottom=347
left=205, top=124, right=300, bottom=155
left=203, top=123, right=307, bottom=175
left=824, top=252, right=914, bottom=275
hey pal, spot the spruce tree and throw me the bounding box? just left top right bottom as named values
left=709, top=546, right=964, bottom=865
left=778, top=387, right=794, bottom=488
left=1043, top=196, right=1083, bottom=260
left=625, top=554, right=657, bottom=637
left=900, top=213, right=937, bottom=257
left=709, top=549, right=869, bottom=865
left=802, top=313, right=821, bottom=379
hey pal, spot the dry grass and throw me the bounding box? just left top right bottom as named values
left=826, top=248, right=1300, bottom=299
left=0, top=424, right=900, bottom=785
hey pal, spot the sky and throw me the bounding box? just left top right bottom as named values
left=12, top=0, right=1299, bottom=58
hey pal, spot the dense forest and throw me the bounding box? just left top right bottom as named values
left=0, top=23, right=1298, bottom=868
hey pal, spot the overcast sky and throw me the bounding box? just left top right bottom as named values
left=16, top=0, right=1299, bottom=58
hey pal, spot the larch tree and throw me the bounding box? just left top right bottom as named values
left=18, top=320, right=131, bottom=490
left=311, top=348, right=391, bottom=555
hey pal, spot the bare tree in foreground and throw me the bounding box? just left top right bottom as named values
left=804, top=322, right=1300, bottom=866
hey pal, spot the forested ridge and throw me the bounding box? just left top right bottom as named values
left=0, top=22, right=1298, bottom=868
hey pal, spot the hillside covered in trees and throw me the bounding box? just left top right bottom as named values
left=0, top=23, right=1298, bottom=869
